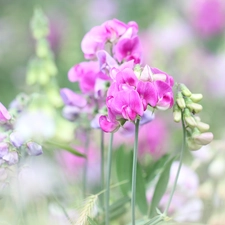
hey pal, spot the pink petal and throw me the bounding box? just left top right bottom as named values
left=60, top=88, right=87, bottom=108
left=99, top=115, right=120, bottom=133
left=0, top=102, right=11, bottom=122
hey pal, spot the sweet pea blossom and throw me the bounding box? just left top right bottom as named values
left=99, top=65, right=174, bottom=132
left=81, top=19, right=139, bottom=60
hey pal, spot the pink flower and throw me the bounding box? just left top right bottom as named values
left=60, top=88, right=87, bottom=108
left=68, top=61, right=106, bottom=94
left=0, top=102, right=11, bottom=122
left=190, top=0, right=225, bottom=37
left=113, top=34, right=142, bottom=64
left=108, top=90, right=144, bottom=121
left=81, top=19, right=140, bottom=60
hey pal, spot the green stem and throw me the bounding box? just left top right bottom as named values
left=131, top=118, right=140, bottom=225
left=100, top=130, right=105, bottom=208
left=164, top=113, right=186, bottom=215
left=105, top=133, right=114, bottom=225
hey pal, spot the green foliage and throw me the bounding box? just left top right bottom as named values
left=115, top=147, right=148, bottom=215
left=45, top=140, right=86, bottom=157
left=149, top=157, right=175, bottom=218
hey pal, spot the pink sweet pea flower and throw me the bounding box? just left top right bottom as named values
left=81, top=25, right=108, bottom=59
left=113, top=32, right=142, bottom=64
left=60, top=88, right=87, bottom=108
left=0, top=102, right=11, bottom=122
left=107, top=90, right=143, bottom=121
left=68, top=61, right=106, bottom=94
left=81, top=19, right=140, bottom=59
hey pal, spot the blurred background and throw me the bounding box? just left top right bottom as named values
left=1, top=0, right=225, bottom=224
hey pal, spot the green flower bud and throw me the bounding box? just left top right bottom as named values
left=134, top=64, right=142, bottom=79
left=187, top=137, right=202, bottom=151
left=176, top=92, right=186, bottom=109
left=36, top=39, right=50, bottom=58
left=173, top=104, right=181, bottom=123
left=196, top=121, right=210, bottom=132
left=193, top=132, right=213, bottom=145
left=190, top=93, right=203, bottom=102
left=184, top=109, right=197, bottom=127
left=187, top=102, right=203, bottom=114
left=180, top=84, right=192, bottom=97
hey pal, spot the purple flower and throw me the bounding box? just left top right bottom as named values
left=9, top=131, right=25, bottom=148
left=3, top=151, right=18, bottom=166
left=0, top=142, right=9, bottom=158
left=60, top=88, right=87, bottom=108
left=26, top=142, right=43, bottom=156
left=0, top=102, right=11, bottom=122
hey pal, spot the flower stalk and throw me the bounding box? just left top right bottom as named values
left=105, top=133, right=114, bottom=225
left=131, top=118, right=140, bottom=225
left=164, top=112, right=186, bottom=215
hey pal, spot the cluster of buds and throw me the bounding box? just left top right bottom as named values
left=27, top=8, right=62, bottom=108
left=0, top=102, right=43, bottom=167
left=173, top=84, right=213, bottom=150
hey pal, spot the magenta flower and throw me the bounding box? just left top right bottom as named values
left=81, top=19, right=140, bottom=60
left=113, top=34, right=142, bottom=64
left=190, top=0, right=225, bottom=37
left=60, top=88, right=87, bottom=108
left=0, top=102, right=11, bottom=122
left=81, top=25, right=108, bottom=59
left=68, top=61, right=106, bottom=94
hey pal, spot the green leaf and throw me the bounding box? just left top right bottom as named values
left=44, top=140, right=86, bottom=157
left=87, top=216, right=99, bottom=225
left=149, top=157, right=175, bottom=218
left=145, top=154, right=170, bottom=183
left=136, top=162, right=148, bottom=214
left=115, top=147, right=147, bottom=215
left=115, top=146, right=132, bottom=195
left=109, top=196, right=130, bottom=212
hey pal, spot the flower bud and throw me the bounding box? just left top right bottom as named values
left=176, top=92, right=186, bottom=109
left=10, top=132, right=25, bottom=148
left=187, top=102, right=203, bottom=114
left=0, top=102, right=11, bottom=122
left=134, top=64, right=142, bottom=79
left=190, top=93, right=203, bottom=103
left=26, top=142, right=43, bottom=156
left=173, top=104, right=181, bottom=123
left=0, top=143, right=9, bottom=158
left=187, top=138, right=202, bottom=151
left=196, top=121, right=210, bottom=132
left=184, top=116, right=197, bottom=128
left=180, top=84, right=192, bottom=97
left=193, top=132, right=213, bottom=145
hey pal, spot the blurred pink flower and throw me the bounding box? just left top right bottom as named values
left=57, top=144, right=100, bottom=184
left=190, top=0, right=225, bottom=37
left=0, top=102, right=11, bottom=122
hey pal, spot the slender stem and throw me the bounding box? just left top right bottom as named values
left=83, top=131, right=90, bottom=199
left=105, top=133, right=114, bottom=225
left=100, top=130, right=105, bottom=207
left=164, top=113, right=186, bottom=215
left=131, top=119, right=140, bottom=225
